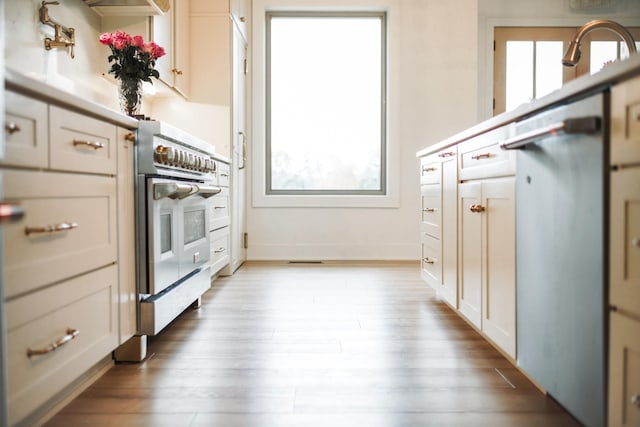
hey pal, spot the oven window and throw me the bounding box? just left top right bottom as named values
left=160, top=213, right=172, bottom=253
left=184, top=209, right=206, bottom=245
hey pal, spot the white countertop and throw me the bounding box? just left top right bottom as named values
left=4, top=67, right=139, bottom=130
left=416, top=54, right=640, bottom=157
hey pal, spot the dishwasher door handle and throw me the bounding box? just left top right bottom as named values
left=500, top=116, right=601, bottom=150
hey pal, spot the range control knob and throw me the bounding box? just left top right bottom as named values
left=154, top=145, right=168, bottom=164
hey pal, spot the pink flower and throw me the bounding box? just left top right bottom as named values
left=144, top=42, right=166, bottom=60
left=99, top=32, right=113, bottom=46
left=131, top=35, right=145, bottom=48
left=113, top=30, right=131, bottom=50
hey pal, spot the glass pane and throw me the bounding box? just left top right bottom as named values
left=160, top=213, right=172, bottom=254
left=269, top=15, right=383, bottom=192
left=535, top=41, right=563, bottom=99
left=184, top=209, right=205, bottom=245
left=590, top=41, right=618, bottom=73
left=506, top=41, right=534, bottom=111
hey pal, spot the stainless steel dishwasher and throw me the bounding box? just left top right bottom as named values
left=501, top=92, right=607, bottom=427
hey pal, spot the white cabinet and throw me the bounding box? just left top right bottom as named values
left=210, top=157, right=231, bottom=276
left=609, top=74, right=640, bottom=427
left=1, top=90, right=133, bottom=425
left=153, top=0, right=190, bottom=97
left=456, top=127, right=516, bottom=359
left=459, top=178, right=516, bottom=358
left=419, top=146, right=457, bottom=308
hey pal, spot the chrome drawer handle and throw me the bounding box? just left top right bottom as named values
left=469, top=204, right=485, bottom=213
left=471, top=153, right=492, bottom=160
left=5, top=122, right=21, bottom=134
left=632, top=394, right=640, bottom=409
left=438, top=151, right=455, bottom=158
left=423, top=257, right=436, bottom=264
left=73, top=140, right=105, bottom=150
left=213, top=205, right=227, bottom=210
left=25, top=221, right=79, bottom=236
left=214, top=247, right=227, bottom=253
left=422, top=208, right=436, bottom=212
left=27, top=328, right=79, bottom=358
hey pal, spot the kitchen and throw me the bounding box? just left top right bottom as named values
left=1, top=0, right=640, bottom=426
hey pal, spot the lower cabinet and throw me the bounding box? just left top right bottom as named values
left=5, top=266, right=118, bottom=425
left=609, top=312, right=640, bottom=427
left=458, top=177, right=516, bottom=358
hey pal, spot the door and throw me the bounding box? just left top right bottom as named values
left=458, top=181, right=482, bottom=329
left=230, top=27, right=247, bottom=272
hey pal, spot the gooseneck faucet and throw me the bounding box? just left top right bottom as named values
left=562, top=19, right=637, bottom=67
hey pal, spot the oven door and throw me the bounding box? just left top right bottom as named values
left=147, top=178, right=181, bottom=294
left=178, top=189, right=211, bottom=278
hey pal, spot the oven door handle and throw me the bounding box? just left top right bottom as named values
left=154, top=182, right=198, bottom=200
left=195, top=185, right=222, bottom=199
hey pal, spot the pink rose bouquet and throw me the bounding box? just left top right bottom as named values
left=99, top=30, right=166, bottom=115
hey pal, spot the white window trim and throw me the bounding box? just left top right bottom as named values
left=252, top=0, right=400, bottom=208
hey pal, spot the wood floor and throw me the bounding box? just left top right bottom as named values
left=44, top=261, right=580, bottom=427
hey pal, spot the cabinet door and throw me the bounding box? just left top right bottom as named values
left=482, top=178, right=516, bottom=358
left=609, top=312, right=640, bottom=427
left=441, top=154, right=458, bottom=308
left=173, top=0, right=190, bottom=97
left=458, top=181, right=482, bottom=328
left=117, top=128, right=137, bottom=344
left=611, top=168, right=640, bottom=318
left=2, top=91, right=48, bottom=168
left=611, top=74, right=640, bottom=165
left=153, top=6, right=173, bottom=89
left=230, top=0, right=249, bottom=38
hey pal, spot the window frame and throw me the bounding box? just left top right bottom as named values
left=265, top=11, right=388, bottom=196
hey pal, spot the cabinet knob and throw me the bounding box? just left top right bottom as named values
left=632, top=394, right=640, bottom=409
left=632, top=238, right=640, bottom=248
left=469, top=204, right=486, bottom=213
left=240, top=16, right=246, bottom=22
left=5, top=122, right=21, bottom=134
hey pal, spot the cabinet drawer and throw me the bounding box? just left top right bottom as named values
left=421, top=184, right=441, bottom=239
left=216, top=161, right=230, bottom=187
left=2, top=91, right=48, bottom=168
left=210, top=227, right=230, bottom=275
left=3, top=170, right=117, bottom=298
left=49, top=106, right=117, bottom=175
left=210, top=188, right=230, bottom=230
left=419, top=156, right=440, bottom=185
left=610, top=168, right=640, bottom=318
left=421, top=233, right=441, bottom=288
left=611, top=74, right=640, bottom=165
left=459, top=141, right=515, bottom=180
left=6, top=265, right=118, bottom=426
left=609, top=312, right=640, bottom=427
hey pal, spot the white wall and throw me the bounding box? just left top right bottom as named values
left=247, top=0, right=478, bottom=260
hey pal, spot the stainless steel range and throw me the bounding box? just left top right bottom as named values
left=135, top=121, right=220, bottom=335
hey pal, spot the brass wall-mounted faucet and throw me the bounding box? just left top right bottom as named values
left=39, top=1, right=75, bottom=58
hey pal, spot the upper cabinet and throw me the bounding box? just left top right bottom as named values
left=153, top=0, right=190, bottom=98
left=191, top=0, right=249, bottom=39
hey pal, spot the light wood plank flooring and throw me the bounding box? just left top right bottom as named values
left=44, top=261, right=580, bottom=427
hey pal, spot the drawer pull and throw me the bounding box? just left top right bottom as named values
left=124, top=132, right=136, bottom=143
left=5, top=122, right=21, bottom=134
left=27, top=328, right=79, bottom=358
left=213, top=205, right=227, bottom=210
left=220, top=172, right=230, bottom=178
left=438, top=151, right=455, bottom=158
left=25, top=221, right=79, bottom=236
left=423, top=257, right=436, bottom=264
left=632, top=394, right=640, bottom=409
left=172, top=68, right=184, bottom=76
left=471, top=153, right=492, bottom=160
left=0, top=202, right=25, bottom=223
left=422, top=166, right=436, bottom=173
left=73, top=140, right=105, bottom=150
left=632, top=238, right=640, bottom=248
left=469, top=204, right=486, bottom=213
left=422, top=208, right=436, bottom=212
left=214, top=247, right=227, bottom=253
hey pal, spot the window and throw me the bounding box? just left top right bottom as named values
left=266, top=12, right=386, bottom=195
left=494, top=26, right=640, bottom=115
